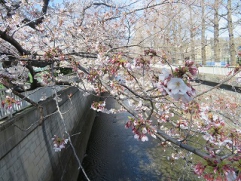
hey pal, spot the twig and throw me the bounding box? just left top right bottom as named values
left=194, top=69, right=241, bottom=99
left=53, top=89, right=90, bottom=181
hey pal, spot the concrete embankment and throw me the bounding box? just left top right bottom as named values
left=0, top=87, right=98, bottom=181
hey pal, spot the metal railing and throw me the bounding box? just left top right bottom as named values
left=152, top=63, right=238, bottom=77
left=0, top=86, right=63, bottom=120
left=198, top=66, right=236, bottom=76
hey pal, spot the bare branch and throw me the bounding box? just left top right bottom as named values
left=0, top=30, right=29, bottom=55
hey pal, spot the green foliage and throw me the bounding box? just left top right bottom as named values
left=28, top=73, right=33, bottom=83
left=146, top=145, right=204, bottom=181
left=0, top=84, right=5, bottom=89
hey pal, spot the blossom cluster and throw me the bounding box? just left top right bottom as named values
left=194, top=161, right=239, bottom=181
left=134, top=57, right=150, bottom=68
left=108, top=53, right=127, bottom=67
left=144, top=49, right=157, bottom=57
left=191, top=107, right=241, bottom=180
left=90, top=100, right=125, bottom=114
left=52, top=135, right=68, bottom=152
left=87, top=69, right=100, bottom=82
left=156, top=61, right=197, bottom=103
left=1, top=96, right=20, bottom=109
left=91, top=101, right=106, bottom=112
left=125, top=116, right=157, bottom=142
left=155, top=102, right=175, bottom=123
left=103, top=54, right=128, bottom=76
left=34, top=71, right=53, bottom=86
left=43, top=48, right=65, bottom=61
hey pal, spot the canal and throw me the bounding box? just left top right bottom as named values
left=78, top=96, right=201, bottom=181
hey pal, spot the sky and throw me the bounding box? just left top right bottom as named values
left=49, top=0, right=240, bottom=39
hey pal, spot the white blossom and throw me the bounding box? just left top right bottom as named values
left=159, top=68, right=170, bottom=81
left=167, top=78, right=191, bottom=95
left=141, top=135, right=149, bottom=142
left=142, top=127, right=147, bottom=134
left=134, top=134, right=139, bottom=140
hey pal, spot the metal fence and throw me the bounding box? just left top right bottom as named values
left=198, top=66, right=236, bottom=76
left=0, top=86, right=63, bottom=120
left=152, top=64, right=238, bottom=77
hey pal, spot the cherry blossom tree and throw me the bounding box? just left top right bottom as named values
left=1, top=0, right=241, bottom=180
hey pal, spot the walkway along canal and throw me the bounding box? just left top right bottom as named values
left=78, top=95, right=200, bottom=181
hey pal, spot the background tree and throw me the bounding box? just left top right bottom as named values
left=201, top=0, right=207, bottom=65
left=213, top=0, right=221, bottom=63
left=227, top=0, right=236, bottom=65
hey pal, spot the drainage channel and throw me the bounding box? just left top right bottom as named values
left=78, top=96, right=199, bottom=181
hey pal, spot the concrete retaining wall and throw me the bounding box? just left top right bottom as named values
left=0, top=87, right=98, bottom=181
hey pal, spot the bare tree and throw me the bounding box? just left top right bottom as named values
left=201, top=0, right=207, bottom=65
left=227, top=0, right=236, bottom=65
left=213, top=0, right=221, bottom=62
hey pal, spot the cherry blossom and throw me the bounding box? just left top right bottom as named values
left=52, top=135, right=68, bottom=152
left=90, top=101, right=106, bottom=112
left=125, top=116, right=157, bottom=142
left=194, top=163, right=206, bottom=176
left=166, top=78, right=192, bottom=101
left=1, top=96, right=21, bottom=109
left=1, top=1, right=241, bottom=180
left=185, top=60, right=198, bottom=76
left=158, top=68, right=171, bottom=81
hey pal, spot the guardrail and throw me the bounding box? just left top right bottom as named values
left=198, top=66, right=237, bottom=76
left=0, top=73, right=78, bottom=120
left=0, top=86, right=63, bottom=120
left=152, top=64, right=239, bottom=77
left=0, top=89, right=23, bottom=119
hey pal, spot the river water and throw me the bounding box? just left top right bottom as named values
left=78, top=96, right=200, bottom=181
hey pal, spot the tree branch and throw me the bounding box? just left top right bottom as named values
left=0, top=30, right=29, bottom=55
left=156, top=130, right=212, bottom=160
left=21, top=0, right=50, bottom=29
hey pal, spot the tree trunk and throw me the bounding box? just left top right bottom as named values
left=227, top=0, right=236, bottom=65
left=213, top=0, right=220, bottom=62
left=189, top=6, right=195, bottom=61
left=201, top=0, right=207, bottom=65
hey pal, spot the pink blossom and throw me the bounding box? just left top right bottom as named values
left=203, top=174, right=214, bottom=181
left=125, top=121, right=132, bottom=128
left=126, top=117, right=156, bottom=142
left=91, top=101, right=106, bottom=112
left=194, top=163, right=206, bottom=176
left=185, top=60, right=198, bottom=76
left=223, top=165, right=237, bottom=181
left=52, top=135, right=68, bottom=152
left=185, top=60, right=195, bottom=67
left=189, top=66, right=198, bottom=76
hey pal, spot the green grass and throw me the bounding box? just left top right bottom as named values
left=0, top=84, right=5, bottom=89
